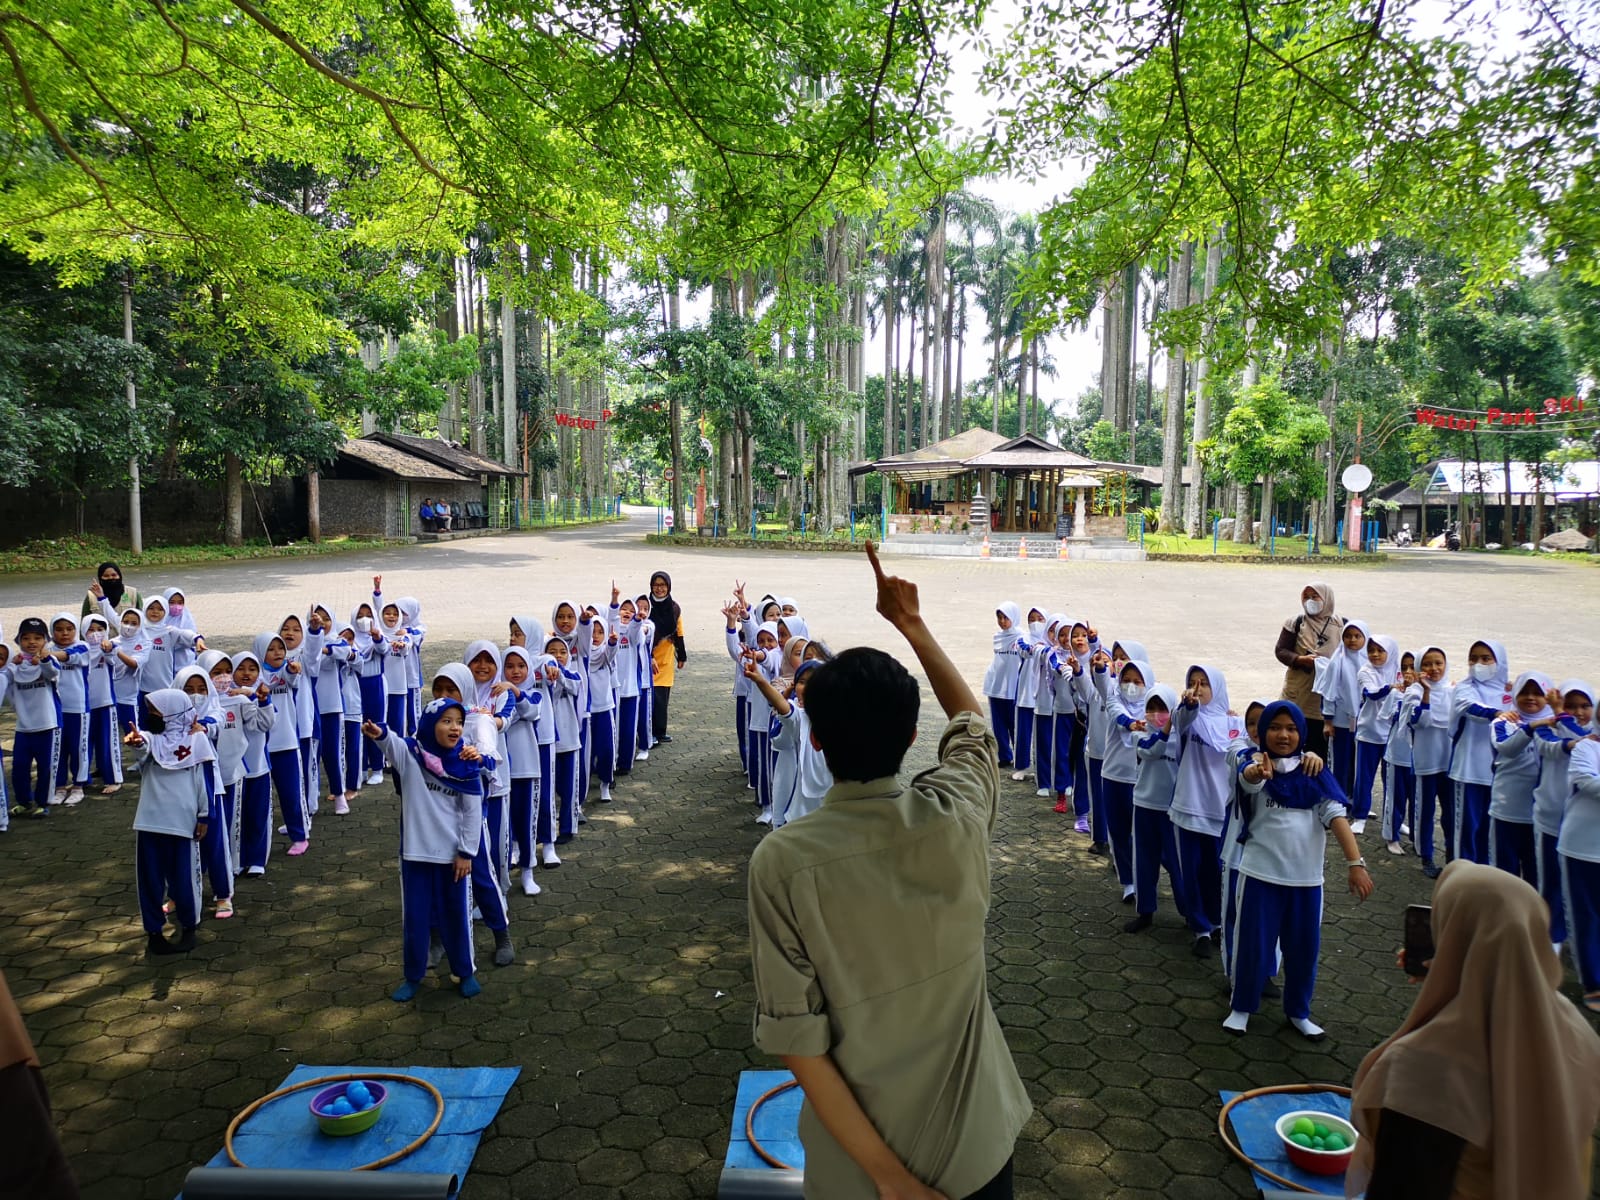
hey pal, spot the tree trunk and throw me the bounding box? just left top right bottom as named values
left=501, top=263, right=518, bottom=471
left=224, top=452, right=243, bottom=546
left=1316, top=326, right=1345, bottom=546
left=941, top=255, right=956, bottom=440
left=306, top=470, right=321, bottom=544
left=883, top=284, right=897, bottom=458
left=1184, top=235, right=1224, bottom=537
left=1258, top=474, right=1276, bottom=549
left=1102, top=275, right=1122, bottom=431
left=904, top=310, right=917, bottom=452
left=1232, top=480, right=1253, bottom=544
left=1158, top=242, right=1193, bottom=534
left=1531, top=454, right=1546, bottom=543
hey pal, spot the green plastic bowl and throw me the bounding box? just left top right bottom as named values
left=310, top=1081, right=388, bottom=1137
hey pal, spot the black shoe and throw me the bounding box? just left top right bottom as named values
left=147, top=933, right=182, bottom=956
left=997, top=760, right=1013, bottom=770
left=615, top=768, right=631, bottom=777
left=1087, top=841, right=1109, bottom=857
left=1422, top=859, right=1441, bottom=880
left=1192, top=935, right=1214, bottom=958
left=554, top=834, right=575, bottom=845
left=1260, top=979, right=1282, bottom=1000
left=659, top=735, right=673, bottom=744
left=1123, top=913, right=1153, bottom=934
left=173, top=927, right=197, bottom=953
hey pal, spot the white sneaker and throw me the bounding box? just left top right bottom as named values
left=1350, top=819, right=1367, bottom=835
left=334, top=797, right=350, bottom=815
left=1010, top=770, right=1028, bottom=782
left=600, top=784, right=612, bottom=801
left=1222, top=1010, right=1250, bottom=1035
left=51, top=788, right=68, bottom=805
left=365, top=770, right=385, bottom=786
left=1386, top=840, right=1404, bottom=856
left=541, top=845, right=561, bottom=867
left=637, top=750, right=649, bottom=762
left=756, top=807, right=773, bottom=826
left=1035, top=788, right=1051, bottom=798
left=64, top=788, right=84, bottom=807
left=521, top=869, right=540, bottom=896
left=247, top=866, right=265, bottom=877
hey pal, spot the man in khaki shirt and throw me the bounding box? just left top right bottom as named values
left=747, top=544, right=1032, bottom=1200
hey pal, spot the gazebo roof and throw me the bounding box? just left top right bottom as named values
left=336, top=438, right=473, bottom=483
left=851, top=427, right=1010, bottom=479
left=367, top=432, right=524, bottom=479
left=965, top=433, right=1100, bottom=471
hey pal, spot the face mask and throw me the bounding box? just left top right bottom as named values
left=145, top=710, right=166, bottom=734
left=1147, top=712, right=1170, bottom=731
left=1471, top=662, right=1497, bottom=682
left=1303, top=598, right=1323, bottom=616
left=122, top=623, right=140, bottom=638
left=1271, top=754, right=1302, bottom=773
left=168, top=603, right=185, bottom=618
left=1120, top=683, right=1143, bottom=701
left=1029, top=621, right=1045, bottom=639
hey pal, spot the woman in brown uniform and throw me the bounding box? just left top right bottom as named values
left=0, top=969, right=79, bottom=1198
left=1274, top=581, right=1344, bottom=759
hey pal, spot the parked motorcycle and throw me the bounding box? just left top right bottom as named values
left=1444, top=521, right=1461, bottom=551
left=1393, top=523, right=1414, bottom=548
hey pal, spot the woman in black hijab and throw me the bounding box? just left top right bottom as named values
left=649, top=571, right=687, bottom=743
left=81, top=562, right=142, bottom=618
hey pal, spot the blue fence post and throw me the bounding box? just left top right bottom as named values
left=881, top=507, right=888, bottom=544
left=1337, top=520, right=1345, bottom=556
left=801, top=511, right=807, bottom=539
left=1212, top=516, right=1219, bottom=555
left=1270, top=520, right=1276, bottom=556
left=1139, top=513, right=1145, bottom=550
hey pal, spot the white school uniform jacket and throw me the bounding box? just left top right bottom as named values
left=501, top=648, right=542, bottom=780
left=50, top=612, right=90, bottom=715
left=584, top=618, right=619, bottom=714
left=161, top=588, right=200, bottom=672
left=636, top=618, right=656, bottom=691
left=1402, top=648, right=1453, bottom=775
left=545, top=658, right=583, bottom=753
left=1222, top=724, right=1263, bottom=873
left=138, top=619, right=199, bottom=693
left=1560, top=737, right=1600, bottom=864
left=252, top=636, right=301, bottom=755
left=230, top=655, right=275, bottom=778
left=313, top=634, right=352, bottom=716
left=398, top=597, right=425, bottom=691
left=109, top=612, right=151, bottom=704
left=1103, top=658, right=1154, bottom=785
left=133, top=757, right=210, bottom=838
left=1534, top=681, right=1594, bottom=838
left=375, top=730, right=484, bottom=864
left=1132, top=684, right=1181, bottom=812
left=285, top=623, right=322, bottom=740
left=982, top=603, right=1025, bottom=701
left=1234, top=765, right=1348, bottom=887
left=1313, top=619, right=1370, bottom=733
left=1015, top=614, right=1047, bottom=710
left=612, top=607, right=642, bottom=701
left=79, top=616, right=116, bottom=711
left=1488, top=671, right=1554, bottom=824
left=1170, top=664, right=1238, bottom=838
left=375, top=606, right=411, bottom=699
left=1383, top=650, right=1420, bottom=769
left=1032, top=619, right=1063, bottom=720
left=3, top=656, right=61, bottom=732
left=1355, top=635, right=1401, bottom=745
left=1449, top=640, right=1511, bottom=786
left=742, top=624, right=782, bottom=733
left=727, top=620, right=754, bottom=702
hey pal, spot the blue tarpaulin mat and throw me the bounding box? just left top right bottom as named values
left=185, top=1065, right=519, bottom=1196
left=725, top=1070, right=804, bottom=1171
left=1220, top=1089, right=1356, bottom=1197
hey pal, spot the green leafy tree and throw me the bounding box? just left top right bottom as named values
left=1211, top=379, right=1330, bottom=544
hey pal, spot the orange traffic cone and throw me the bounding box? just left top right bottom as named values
left=1057, top=538, right=1069, bottom=560
left=1017, top=538, right=1029, bottom=560
left=980, top=534, right=991, bottom=559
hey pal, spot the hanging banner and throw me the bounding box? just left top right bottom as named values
left=1414, top=395, right=1586, bottom=431
left=554, top=409, right=613, bottom=432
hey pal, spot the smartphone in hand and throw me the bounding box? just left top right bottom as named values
left=1404, top=903, right=1434, bottom=977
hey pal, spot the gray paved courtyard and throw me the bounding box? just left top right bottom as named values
left=2, top=516, right=1598, bottom=1198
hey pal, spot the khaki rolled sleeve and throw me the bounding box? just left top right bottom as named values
left=748, top=847, right=832, bottom=1057
left=911, top=712, right=1002, bottom=831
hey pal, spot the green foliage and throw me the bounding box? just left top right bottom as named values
left=0, top=532, right=384, bottom=575
left=1215, top=379, right=1331, bottom=500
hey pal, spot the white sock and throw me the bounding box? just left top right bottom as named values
left=1290, top=1016, right=1325, bottom=1039
left=1122, top=884, right=1136, bottom=900
left=601, top=784, right=612, bottom=800
left=1222, top=1010, right=1250, bottom=1033
left=1553, top=942, right=1565, bottom=960
left=541, top=845, right=561, bottom=867
left=521, top=869, right=540, bottom=896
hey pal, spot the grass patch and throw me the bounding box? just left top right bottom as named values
left=1137, top=533, right=1361, bottom=557
left=0, top=533, right=387, bottom=576
left=1461, top=546, right=1598, bottom=565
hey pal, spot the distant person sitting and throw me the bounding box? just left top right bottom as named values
left=419, top=499, right=437, bottom=532
left=435, top=501, right=452, bottom=531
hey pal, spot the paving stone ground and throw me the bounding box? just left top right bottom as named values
left=2, top=517, right=1597, bottom=1198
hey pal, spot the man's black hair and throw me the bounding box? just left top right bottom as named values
left=804, top=647, right=919, bottom=782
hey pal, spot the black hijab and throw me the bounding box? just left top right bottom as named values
left=649, top=571, right=680, bottom=652
left=97, top=562, right=125, bottom=609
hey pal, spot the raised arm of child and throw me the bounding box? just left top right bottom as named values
left=744, top=659, right=791, bottom=718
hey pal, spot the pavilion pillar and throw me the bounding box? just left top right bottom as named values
left=1072, top=486, right=1091, bottom=541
